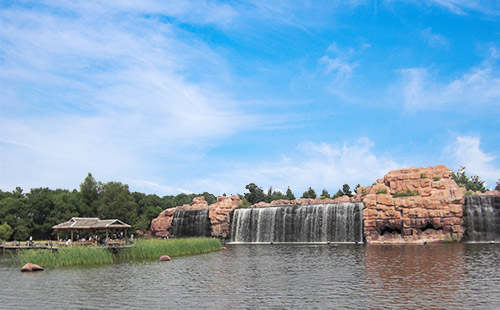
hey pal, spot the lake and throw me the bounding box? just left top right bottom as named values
left=1, top=243, right=499, bottom=309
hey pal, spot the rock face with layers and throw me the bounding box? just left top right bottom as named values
left=149, top=195, right=241, bottom=238
left=361, top=165, right=465, bottom=243
left=209, top=195, right=242, bottom=238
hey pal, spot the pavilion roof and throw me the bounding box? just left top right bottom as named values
left=52, top=217, right=131, bottom=230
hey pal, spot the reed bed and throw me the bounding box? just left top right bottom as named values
left=18, top=246, right=113, bottom=267
left=17, top=237, right=221, bottom=268
left=119, top=237, right=222, bottom=261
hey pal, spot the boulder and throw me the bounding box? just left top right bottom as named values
left=21, top=263, right=44, bottom=272
left=159, top=255, right=171, bottom=261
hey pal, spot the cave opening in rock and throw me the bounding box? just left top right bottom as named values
left=380, top=226, right=402, bottom=235
left=420, top=222, right=443, bottom=232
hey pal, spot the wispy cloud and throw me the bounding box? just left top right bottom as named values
left=446, top=136, right=500, bottom=187
left=317, top=42, right=369, bottom=96
left=0, top=1, right=261, bottom=192
left=397, top=0, right=500, bottom=16
left=194, top=138, right=401, bottom=195
left=391, top=49, right=500, bottom=110
left=421, top=28, right=449, bottom=48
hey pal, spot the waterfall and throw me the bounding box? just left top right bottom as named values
left=463, top=195, right=500, bottom=242
left=172, top=209, right=212, bottom=237
left=230, top=203, right=364, bottom=243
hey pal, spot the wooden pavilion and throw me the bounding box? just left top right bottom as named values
left=52, top=217, right=131, bottom=247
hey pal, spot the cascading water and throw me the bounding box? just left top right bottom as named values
left=172, top=209, right=212, bottom=237
left=463, top=195, right=500, bottom=242
left=230, top=203, right=364, bottom=243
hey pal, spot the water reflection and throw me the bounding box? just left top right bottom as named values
left=1, top=244, right=499, bottom=309
left=364, top=244, right=468, bottom=308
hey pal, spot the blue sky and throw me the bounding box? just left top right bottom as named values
left=1, top=0, right=499, bottom=196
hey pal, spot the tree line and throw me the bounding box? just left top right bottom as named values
left=242, top=183, right=357, bottom=205
left=1, top=167, right=498, bottom=241
left=0, top=173, right=216, bottom=241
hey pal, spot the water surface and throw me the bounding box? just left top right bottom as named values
left=1, top=243, right=499, bottom=309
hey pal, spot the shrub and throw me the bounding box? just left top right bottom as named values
left=376, top=189, right=387, bottom=194
left=392, top=190, right=420, bottom=197
left=420, top=173, right=427, bottom=179
left=433, top=177, right=441, bottom=181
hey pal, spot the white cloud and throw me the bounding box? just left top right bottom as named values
left=392, top=51, right=500, bottom=110
left=0, top=1, right=260, bottom=193
left=194, top=138, right=401, bottom=195
left=394, top=0, right=500, bottom=16
left=447, top=136, right=500, bottom=187
left=421, top=28, right=449, bottom=48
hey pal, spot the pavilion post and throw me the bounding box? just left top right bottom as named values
left=105, top=229, right=109, bottom=248
left=70, top=230, right=73, bottom=246
left=125, top=229, right=128, bottom=245
left=57, top=230, right=60, bottom=244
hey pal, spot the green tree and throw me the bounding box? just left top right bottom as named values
left=0, top=223, right=13, bottom=241
left=97, top=182, right=138, bottom=227
left=26, top=188, right=56, bottom=239
left=244, top=183, right=265, bottom=205
left=301, top=187, right=317, bottom=199
left=495, top=179, right=500, bottom=191
left=342, top=184, right=353, bottom=197
left=79, top=173, right=101, bottom=217
left=266, top=187, right=273, bottom=203
left=0, top=190, right=32, bottom=240
left=286, top=187, right=295, bottom=200
left=320, top=189, right=330, bottom=199
left=451, top=167, right=486, bottom=192
left=332, top=189, right=344, bottom=199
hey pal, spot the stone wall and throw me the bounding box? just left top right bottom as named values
left=149, top=195, right=241, bottom=238
left=361, top=165, right=465, bottom=243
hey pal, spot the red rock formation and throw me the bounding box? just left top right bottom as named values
left=149, top=195, right=242, bottom=239
left=361, top=165, right=465, bottom=244
left=209, top=195, right=242, bottom=238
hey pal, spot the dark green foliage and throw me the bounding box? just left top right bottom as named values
left=244, top=183, right=265, bottom=204
left=79, top=173, right=100, bottom=217
left=376, top=189, right=388, bottom=194
left=342, top=184, right=353, bottom=197
left=451, top=167, right=486, bottom=193
left=237, top=196, right=251, bottom=208
left=433, top=177, right=441, bottom=181
left=0, top=174, right=218, bottom=241
left=496, top=179, right=500, bottom=191
left=286, top=187, right=295, bottom=200
left=320, top=189, right=330, bottom=199
left=332, top=189, right=344, bottom=199
left=0, top=223, right=13, bottom=241
left=420, top=173, right=427, bottom=179
left=301, top=187, right=317, bottom=199
left=392, top=190, right=419, bottom=197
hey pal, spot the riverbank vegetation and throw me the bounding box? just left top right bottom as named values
left=118, top=238, right=222, bottom=261
left=16, top=237, right=221, bottom=267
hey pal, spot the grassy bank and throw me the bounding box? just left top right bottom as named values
left=18, top=246, right=113, bottom=267
left=17, top=237, right=221, bottom=268
left=118, top=237, right=222, bottom=261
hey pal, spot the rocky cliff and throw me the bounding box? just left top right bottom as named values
left=360, top=165, right=465, bottom=243
left=149, top=195, right=241, bottom=238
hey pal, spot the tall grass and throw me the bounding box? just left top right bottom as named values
left=17, top=238, right=221, bottom=267
left=18, top=246, right=113, bottom=267
left=119, top=238, right=222, bottom=261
